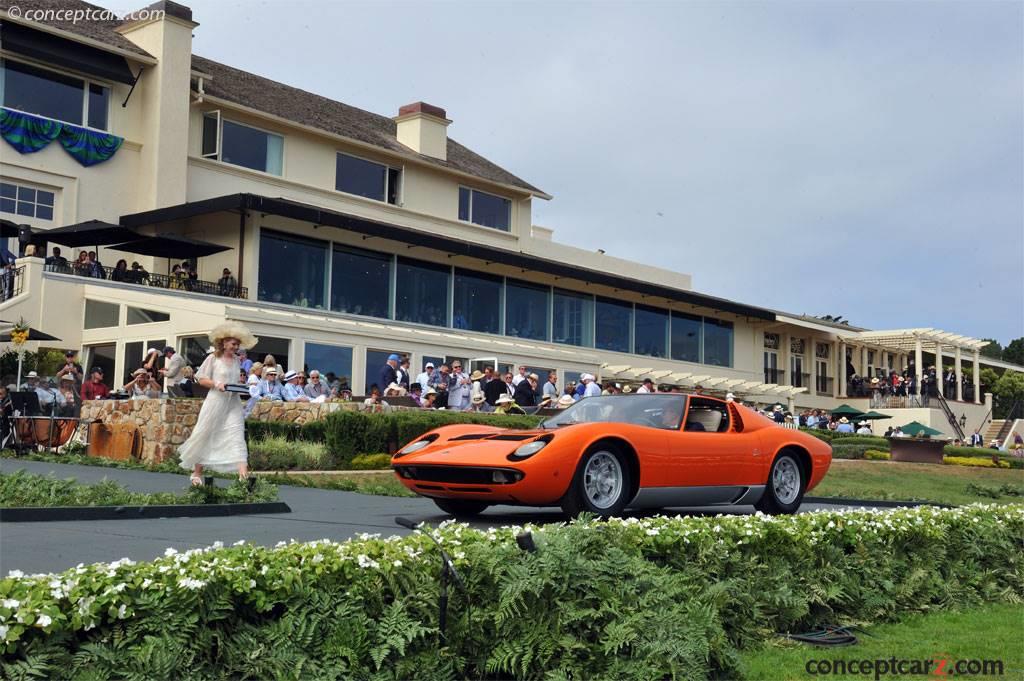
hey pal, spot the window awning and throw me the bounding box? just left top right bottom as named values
left=1, top=21, right=137, bottom=85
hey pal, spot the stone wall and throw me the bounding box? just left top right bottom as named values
left=81, top=399, right=202, bottom=465
left=80, top=398, right=416, bottom=465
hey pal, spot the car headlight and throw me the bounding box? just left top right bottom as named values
left=509, top=439, right=548, bottom=460
left=395, top=436, right=436, bottom=457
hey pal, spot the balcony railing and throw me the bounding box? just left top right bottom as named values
left=45, top=263, right=247, bottom=299
left=1, top=265, right=25, bottom=302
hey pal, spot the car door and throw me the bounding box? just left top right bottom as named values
left=667, top=397, right=761, bottom=491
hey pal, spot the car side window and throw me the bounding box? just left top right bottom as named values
left=684, top=397, right=730, bottom=433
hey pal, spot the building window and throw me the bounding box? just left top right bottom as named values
left=1, top=58, right=109, bottom=130
left=335, top=152, right=400, bottom=204
left=791, top=338, right=805, bottom=355
left=258, top=229, right=327, bottom=309
left=84, top=343, right=115, bottom=388
left=180, top=336, right=209, bottom=369
left=0, top=182, right=54, bottom=220
left=331, top=244, right=390, bottom=319
left=365, top=348, right=407, bottom=393
left=703, top=318, right=733, bottom=367
left=126, top=307, right=170, bottom=325
left=764, top=332, right=780, bottom=350
left=458, top=187, right=511, bottom=231
left=670, top=312, right=701, bottom=364
left=595, top=297, right=632, bottom=354
left=395, top=257, right=449, bottom=326
left=552, top=288, right=594, bottom=348
left=453, top=268, right=501, bottom=334
left=304, top=342, right=353, bottom=392
left=83, top=300, right=119, bottom=329
left=505, top=279, right=549, bottom=341
left=634, top=305, right=668, bottom=359
left=202, top=112, right=283, bottom=175
left=123, top=339, right=166, bottom=384
left=815, top=342, right=830, bottom=359
left=249, top=336, right=291, bottom=373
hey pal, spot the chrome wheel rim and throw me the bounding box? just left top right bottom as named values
left=583, top=451, right=623, bottom=509
left=772, top=457, right=801, bottom=505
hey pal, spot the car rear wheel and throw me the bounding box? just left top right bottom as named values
left=561, top=445, right=632, bottom=518
left=433, top=498, right=489, bottom=518
left=755, top=452, right=805, bottom=515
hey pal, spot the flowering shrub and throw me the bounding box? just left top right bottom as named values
left=945, top=456, right=1010, bottom=469
left=863, top=449, right=891, bottom=460
left=1, top=505, right=1021, bottom=679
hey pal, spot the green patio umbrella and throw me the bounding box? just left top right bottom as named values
left=830, top=404, right=865, bottom=418
left=860, top=411, right=892, bottom=421
left=901, top=421, right=943, bottom=438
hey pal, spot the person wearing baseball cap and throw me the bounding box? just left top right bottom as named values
left=80, top=366, right=110, bottom=401
left=56, top=350, right=84, bottom=387
left=378, top=354, right=400, bottom=395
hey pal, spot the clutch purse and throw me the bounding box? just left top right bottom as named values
left=223, top=383, right=252, bottom=395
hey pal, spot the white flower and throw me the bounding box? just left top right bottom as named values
left=2, top=599, right=19, bottom=609
left=116, top=604, right=127, bottom=619
left=177, top=578, right=206, bottom=590
left=0, top=625, right=8, bottom=640
left=233, top=540, right=246, bottom=546
left=392, top=560, right=403, bottom=567
left=142, top=579, right=153, bottom=589
left=260, top=565, right=269, bottom=575
left=311, top=554, right=324, bottom=564
left=164, top=548, right=178, bottom=557
left=212, top=541, right=224, bottom=549
left=645, top=528, right=660, bottom=536
left=36, top=614, right=52, bottom=628
left=356, top=554, right=379, bottom=569
left=6, top=570, right=23, bottom=579
left=248, top=580, right=256, bottom=589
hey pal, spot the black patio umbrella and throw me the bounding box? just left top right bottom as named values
left=42, top=220, right=140, bottom=248
left=0, top=219, right=20, bottom=239
left=108, top=234, right=232, bottom=260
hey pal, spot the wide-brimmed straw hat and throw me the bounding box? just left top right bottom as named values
left=557, top=394, right=575, bottom=407
left=496, top=394, right=514, bottom=405
left=470, top=370, right=485, bottom=381
left=209, top=321, right=258, bottom=349
left=839, top=417, right=849, bottom=424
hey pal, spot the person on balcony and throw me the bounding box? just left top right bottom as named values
left=415, top=362, right=435, bottom=391
left=81, top=367, right=110, bottom=401
left=169, top=264, right=187, bottom=289
left=282, top=371, right=310, bottom=402
left=86, top=251, right=104, bottom=278
left=378, top=354, right=400, bottom=395
left=110, top=260, right=129, bottom=282
left=44, top=247, right=67, bottom=272
left=127, top=262, right=149, bottom=284
left=218, top=268, right=238, bottom=297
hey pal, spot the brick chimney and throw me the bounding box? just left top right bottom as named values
left=394, top=102, right=450, bottom=161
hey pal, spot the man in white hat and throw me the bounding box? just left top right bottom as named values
left=282, top=370, right=310, bottom=402
left=495, top=393, right=526, bottom=415
left=21, top=371, right=57, bottom=415
left=581, top=373, right=601, bottom=399
left=415, top=361, right=435, bottom=392
left=835, top=416, right=854, bottom=434
left=856, top=420, right=872, bottom=435
left=256, top=366, right=284, bottom=401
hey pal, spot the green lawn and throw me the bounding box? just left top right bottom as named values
left=739, top=602, right=1024, bottom=681
left=257, top=471, right=414, bottom=497
left=813, top=459, right=1024, bottom=505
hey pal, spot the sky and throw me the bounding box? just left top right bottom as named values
left=184, top=0, right=1023, bottom=345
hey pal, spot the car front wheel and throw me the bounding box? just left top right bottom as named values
left=433, top=498, right=489, bottom=518
left=561, top=446, right=632, bottom=518
left=755, top=452, right=805, bottom=514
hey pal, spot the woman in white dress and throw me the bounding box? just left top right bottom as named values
left=177, top=321, right=258, bottom=484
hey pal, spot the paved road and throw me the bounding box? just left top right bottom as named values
left=2, top=459, right=877, bottom=575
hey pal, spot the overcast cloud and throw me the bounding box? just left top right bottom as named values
left=186, top=0, right=1023, bottom=344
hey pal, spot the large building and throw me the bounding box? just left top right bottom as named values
left=1, top=0, right=1020, bottom=437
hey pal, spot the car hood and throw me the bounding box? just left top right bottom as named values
left=394, top=428, right=550, bottom=466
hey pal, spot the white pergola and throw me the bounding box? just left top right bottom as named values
left=596, top=366, right=809, bottom=408
left=851, top=328, right=990, bottom=404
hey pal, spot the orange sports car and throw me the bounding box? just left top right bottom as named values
left=392, top=394, right=832, bottom=518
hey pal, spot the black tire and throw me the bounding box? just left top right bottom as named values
left=560, top=444, right=632, bottom=518
left=755, top=451, right=806, bottom=515
left=433, top=498, right=489, bottom=518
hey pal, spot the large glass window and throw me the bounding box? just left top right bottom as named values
left=181, top=336, right=210, bottom=369
left=595, top=297, right=632, bottom=353
left=365, top=348, right=407, bottom=393
left=84, top=343, right=115, bottom=389
left=395, top=258, right=449, bottom=326
left=331, top=244, right=390, bottom=318
left=304, top=342, right=353, bottom=391
left=123, top=339, right=166, bottom=385
left=84, top=300, right=119, bottom=329
left=552, top=289, right=594, bottom=347
left=250, top=336, right=291, bottom=373
left=126, top=307, right=170, bottom=325
left=703, top=318, right=734, bottom=367
left=505, top=279, right=549, bottom=341
left=670, top=312, right=702, bottom=363
left=634, top=305, right=668, bottom=358
left=453, top=268, right=501, bottom=334
left=2, top=58, right=108, bottom=129
left=458, top=187, right=511, bottom=231
left=258, top=229, right=327, bottom=309
left=336, top=153, right=399, bottom=204
left=203, top=115, right=283, bottom=175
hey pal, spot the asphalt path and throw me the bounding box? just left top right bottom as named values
left=2, top=459, right=882, bottom=575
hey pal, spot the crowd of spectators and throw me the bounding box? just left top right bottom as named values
left=844, top=361, right=976, bottom=404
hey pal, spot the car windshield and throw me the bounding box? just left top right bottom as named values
left=541, top=395, right=687, bottom=430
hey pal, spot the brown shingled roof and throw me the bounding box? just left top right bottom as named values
left=0, top=0, right=153, bottom=58
left=191, top=55, right=546, bottom=197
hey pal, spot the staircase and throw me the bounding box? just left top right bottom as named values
left=935, top=391, right=966, bottom=440
left=984, top=419, right=1007, bottom=443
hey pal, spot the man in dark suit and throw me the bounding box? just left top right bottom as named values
left=484, top=371, right=511, bottom=406
left=377, top=354, right=399, bottom=394
left=514, top=373, right=538, bottom=407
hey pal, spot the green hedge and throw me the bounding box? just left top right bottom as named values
left=831, top=443, right=878, bottom=459
left=1, top=505, right=1020, bottom=679
left=246, top=411, right=543, bottom=469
